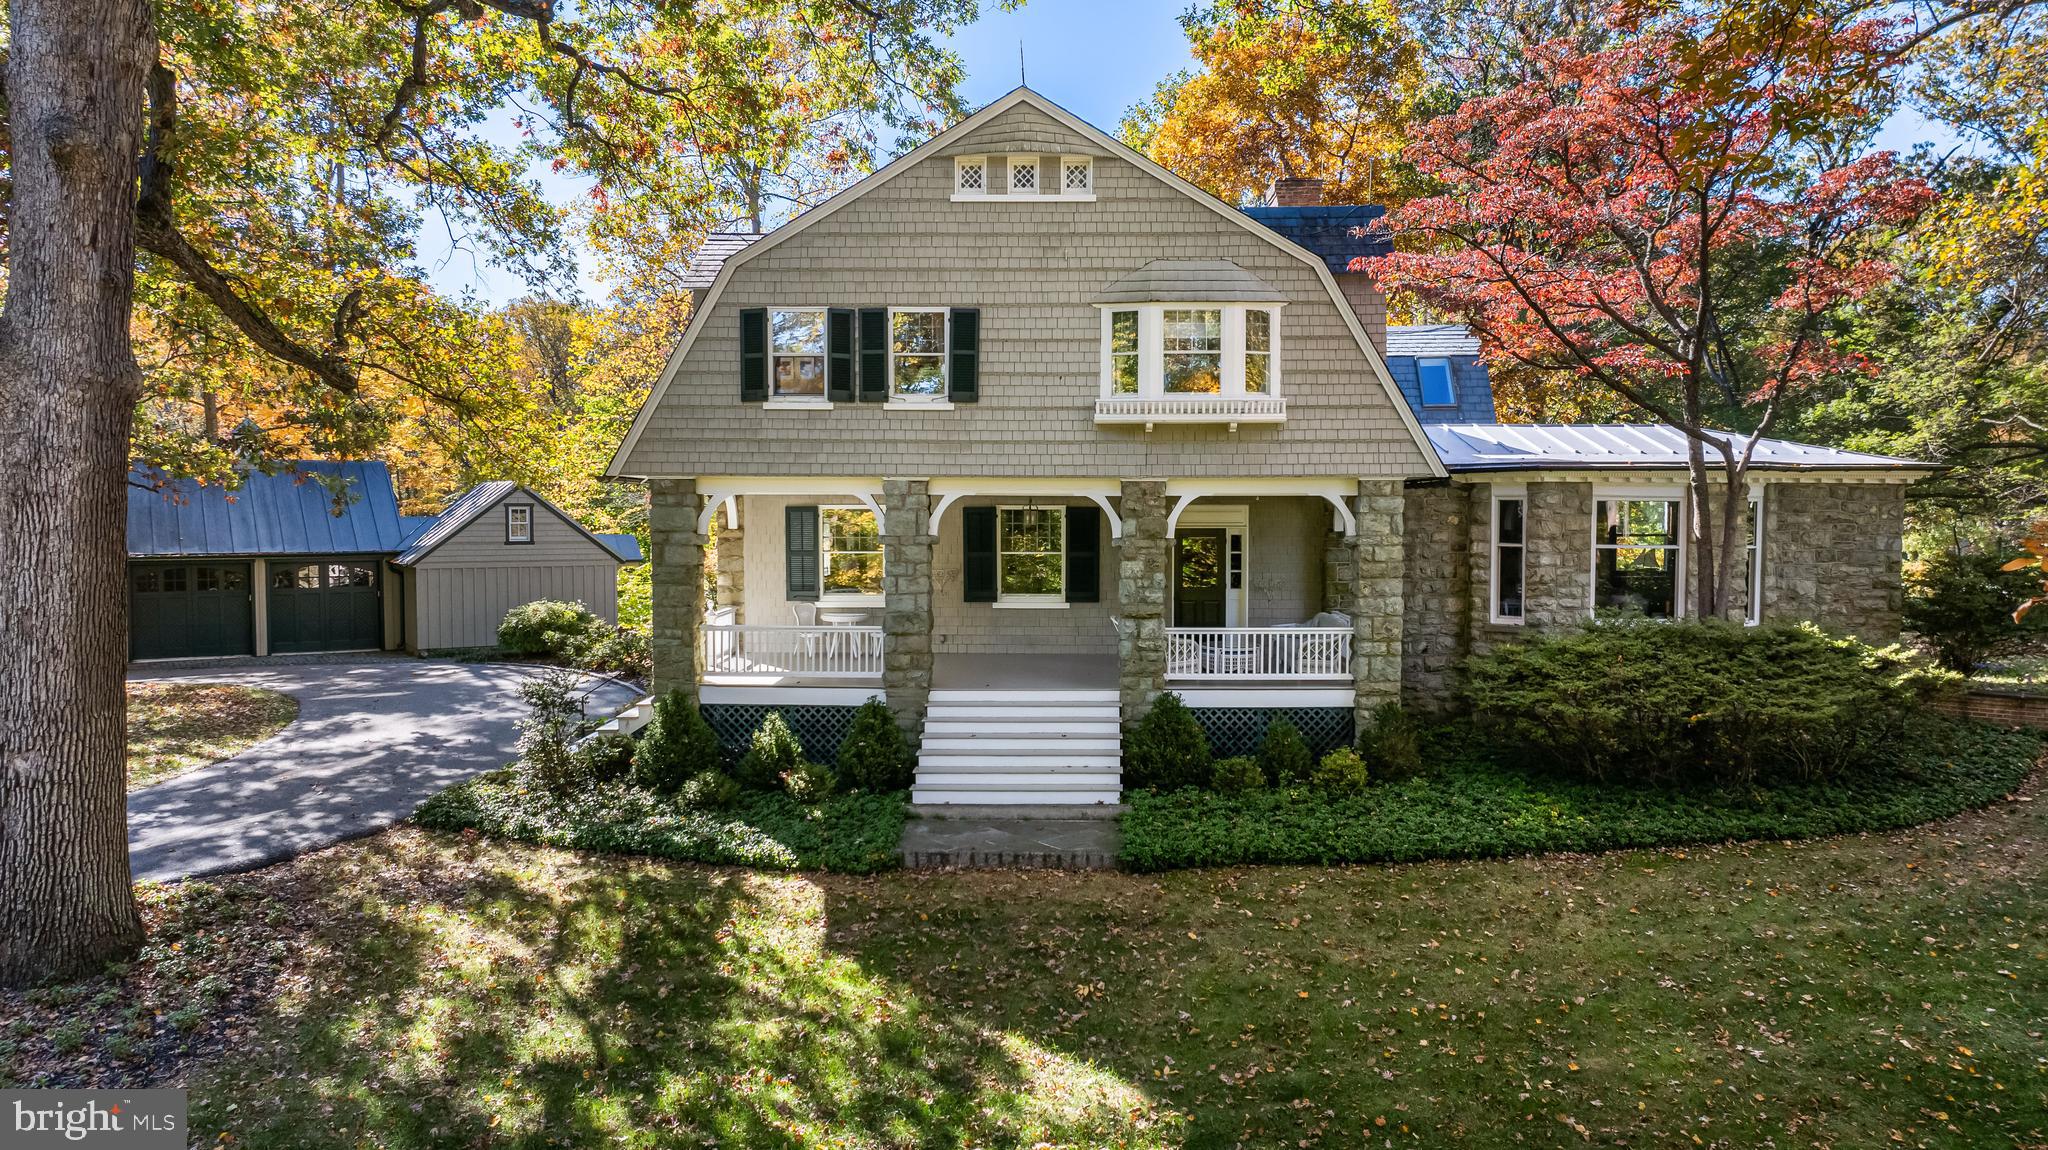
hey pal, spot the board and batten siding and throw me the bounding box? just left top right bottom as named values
left=615, top=101, right=1437, bottom=481
left=408, top=488, right=624, bottom=651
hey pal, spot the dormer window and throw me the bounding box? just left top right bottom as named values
left=1418, top=357, right=1456, bottom=407
left=1095, top=303, right=1287, bottom=428
left=1010, top=159, right=1039, bottom=192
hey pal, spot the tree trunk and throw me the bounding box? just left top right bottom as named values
left=1685, top=432, right=1720, bottom=619
left=0, top=0, right=155, bottom=986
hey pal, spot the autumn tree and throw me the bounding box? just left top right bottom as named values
left=0, top=0, right=991, bottom=985
left=1120, top=0, right=1423, bottom=206
left=1361, top=11, right=1931, bottom=619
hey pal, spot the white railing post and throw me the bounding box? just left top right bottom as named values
left=1164, top=627, right=1352, bottom=681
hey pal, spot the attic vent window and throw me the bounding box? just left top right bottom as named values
left=1062, top=157, right=1093, bottom=192
left=1010, top=159, right=1038, bottom=192
left=955, top=156, right=985, bottom=194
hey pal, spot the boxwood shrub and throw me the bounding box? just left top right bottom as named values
left=1120, top=716, right=2040, bottom=871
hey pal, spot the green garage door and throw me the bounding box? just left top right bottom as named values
left=268, top=558, right=384, bottom=653
left=130, top=562, right=254, bottom=660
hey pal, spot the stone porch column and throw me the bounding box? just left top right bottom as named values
left=881, top=478, right=934, bottom=740
left=714, top=502, right=744, bottom=621
left=1323, top=522, right=1356, bottom=614
left=648, top=478, right=706, bottom=699
left=1350, top=479, right=1405, bottom=723
left=1117, top=480, right=1170, bottom=725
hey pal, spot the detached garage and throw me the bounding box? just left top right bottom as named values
left=128, top=462, right=639, bottom=661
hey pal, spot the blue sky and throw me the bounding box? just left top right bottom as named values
left=419, top=1, right=1962, bottom=306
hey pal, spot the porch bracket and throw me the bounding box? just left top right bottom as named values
left=1165, top=492, right=1203, bottom=535
left=1086, top=494, right=1125, bottom=540
left=926, top=492, right=964, bottom=537
left=1323, top=494, right=1357, bottom=538
left=695, top=493, right=742, bottom=534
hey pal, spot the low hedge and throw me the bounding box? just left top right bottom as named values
left=414, top=770, right=905, bottom=874
left=1119, top=717, right=2041, bottom=872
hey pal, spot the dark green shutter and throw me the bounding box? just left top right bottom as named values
left=826, top=308, right=854, bottom=402
left=739, top=308, right=768, bottom=401
left=785, top=505, right=820, bottom=601
left=948, top=307, right=979, bottom=403
left=962, top=505, right=997, bottom=603
left=858, top=308, right=888, bottom=402
left=1065, top=505, right=1100, bottom=603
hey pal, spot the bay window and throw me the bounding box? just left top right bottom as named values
left=1098, top=303, right=1283, bottom=400
left=1593, top=496, right=1682, bottom=618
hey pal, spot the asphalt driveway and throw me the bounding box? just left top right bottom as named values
left=127, top=659, right=639, bottom=883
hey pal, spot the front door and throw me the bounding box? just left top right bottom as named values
left=1174, top=529, right=1227, bottom=627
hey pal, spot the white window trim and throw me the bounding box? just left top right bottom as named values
left=1589, top=489, right=1687, bottom=620
left=951, top=153, right=1096, bottom=202
left=506, top=504, right=533, bottom=543
left=1489, top=488, right=1526, bottom=625
left=1096, top=303, right=1285, bottom=400
left=766, top=305, right=829, bottom=401
left=1745, top=488, right=1765, bottom=626
left=819, top=504, right=884, bottom=606
left=1009, top=157, right=1039, bottom=193
left=887, top=306, right=950, bottom=403
left=1417, top=356, right=1457, bottom=408
left=996, top=503, right=1066, bottom=606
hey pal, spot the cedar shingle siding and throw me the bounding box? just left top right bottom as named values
left=615, top=103, right=1435, bottom=480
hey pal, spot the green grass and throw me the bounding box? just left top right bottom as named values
left=126, top=680, right=299, bottom=790
left=1973, top=652, right=2048, bottom=692
left=412, top=768, right=906, bottom=873
left=1123, top=718, right=2043, bottom=871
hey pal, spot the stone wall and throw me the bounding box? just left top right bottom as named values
left=648, top=478, right=705, bottom=698
left=1118, top=480, right=1169, bottom=724
left=1763, top=482, right=1907, bottom=640
left=1350, top=480, right=1405, bottom=723
left=1400, top=483, right=1469, bottom=709
left=1523, top=480, right=1594, bottom=631
left=881, top=479, right=935, bottom=739
left=714, top=510, right=744, bottom=622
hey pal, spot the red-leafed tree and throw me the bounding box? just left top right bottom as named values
left=1359, top=10, right=1933, bottom=618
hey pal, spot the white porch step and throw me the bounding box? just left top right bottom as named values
left=922, top=720, right=1121, bottom=738
left=915, top=687, right=1123, bottom=805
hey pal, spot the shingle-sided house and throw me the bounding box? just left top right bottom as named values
left=607, top=88, right=1931, bottom=805
left=127, top=462, right=640, bottom=659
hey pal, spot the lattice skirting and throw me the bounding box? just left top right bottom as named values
left=701, top=703, right=862, bottom=764
left=1192, top=707, right=1355, bottom=758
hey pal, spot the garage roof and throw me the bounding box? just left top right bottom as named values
left=127, top=461, right=412, bottom=558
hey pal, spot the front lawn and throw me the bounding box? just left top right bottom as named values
left=127, top=680, right=300, bottom=790
left=1123, top=717, right=2043, bottom=871
left=8, top=777, right=2047, bottom=1147
left=413, top=768, right=906, bottom=873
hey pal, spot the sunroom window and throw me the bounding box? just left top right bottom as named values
left=769, top=308, right=826, bottom=397
left=998, top=506, right=1064, bottom=603
left=1098, top=304, right=1282, bottom=400
left=1593, top=497, right=1682, bottom=619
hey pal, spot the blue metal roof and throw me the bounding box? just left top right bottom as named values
left=597, top=533, right=645, bottom=562
left=1241, top=204, right=1390, bottom=275
left=127, top=461, right=412, bottom=558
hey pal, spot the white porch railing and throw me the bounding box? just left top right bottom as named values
left=703, top=624, right=883, bottom=679
left=1166, top=627, right=1352, bottom=681
left=1094, top=396, right=1287, bottom=429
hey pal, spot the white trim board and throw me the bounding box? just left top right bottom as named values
left=605, top=86, right=1447, bottom=480
left=699, top=685, right=885, bottom=706
left=1173, top=688, right=1355, bottom=708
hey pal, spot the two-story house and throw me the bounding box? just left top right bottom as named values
left=606, top=88, right=1930, bottom=805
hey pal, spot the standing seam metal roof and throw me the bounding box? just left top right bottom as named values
left=1423, top=424, right=1932, bottom=472
left=127, top=461, right=412, bottom=558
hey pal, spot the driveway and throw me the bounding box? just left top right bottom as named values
left=127, top=659, right=640, bottom=883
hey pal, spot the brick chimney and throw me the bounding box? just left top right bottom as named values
left=1269, top=176, right=1324, bottom=206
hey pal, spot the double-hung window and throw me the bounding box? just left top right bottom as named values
left=998, top=506, right=1064, bottom=604
left=506, top=504, right=533, bottom=543
left=820, top=506, right=883, bottom=600
left=769, top=308, right=826, bottom=397
left=1593, top=496, right=1683, bottom=618
left=889, top=308, right=947, bottom=400
left=1100, top=305, right=1282, bottom=400
left=1492, top=493, right=1525, bottom=623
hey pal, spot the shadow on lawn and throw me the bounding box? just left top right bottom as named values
left=191, top=833, right=1174, bottom=1148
